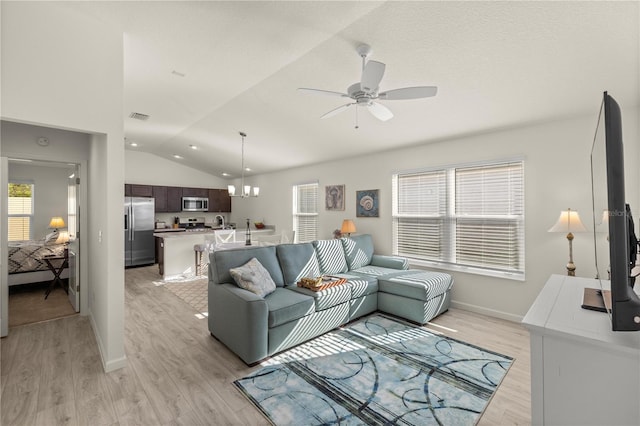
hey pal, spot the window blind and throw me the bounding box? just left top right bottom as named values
left=8, top=183, right=34, bottom=241
left=293, top=182, right=318, bottom=243
left=393, top=161, right=524, bottom=277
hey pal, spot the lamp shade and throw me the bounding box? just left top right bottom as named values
left=55, top=231, right=70, bottom=244
left=48, top=217, right=65, bottom=229
left=548, top=209, right=587, bottom=233
left=341, top=219, right=356, bottom=234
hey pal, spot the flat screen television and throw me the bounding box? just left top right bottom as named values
left=590, top=91, right=640, bottom=331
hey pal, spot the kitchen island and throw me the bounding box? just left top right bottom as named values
left=154, top=227, right=275, bottom=280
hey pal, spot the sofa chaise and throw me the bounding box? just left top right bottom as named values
left=208, top=234, right=453, bottom=365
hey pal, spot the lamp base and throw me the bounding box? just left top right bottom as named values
left=566, top=262, right=576, bottom=277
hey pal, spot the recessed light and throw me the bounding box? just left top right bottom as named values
left=130, top=142, right=138, bottom=147
left=189, top=144, right=197, bottom=150
left=173, top=154, right=183, bottom=159
left=37, top=137, right=49, bottom=147
left=245, top=167, right=251, bottom=172
left=222, top=172, right=230, bottom=177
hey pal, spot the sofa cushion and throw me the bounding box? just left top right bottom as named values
left=350, top=265, right=409, bottom=279
left=341, top=235, right=374, bottom=270
left=345, top=276, right=379, bottom=298
left=211, top=245, right=285, bottom=287
left=265, top=288, right=315, bottom=328
left=288, top=282, right=351, bottom=311
left=229, top=257, right=276, bottom=298
left=276, top=243, right=321, bottom=285
left=312, top=239, right=348, bottom=274
left=378, top=271, right=453, bottom=301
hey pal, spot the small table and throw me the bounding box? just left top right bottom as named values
left=43, top=255, right=68, bottom=299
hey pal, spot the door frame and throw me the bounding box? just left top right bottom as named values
left=1, top=157, right=88, bottom=336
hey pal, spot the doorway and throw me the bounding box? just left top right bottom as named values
left=6, top=159, right=81, bottom=327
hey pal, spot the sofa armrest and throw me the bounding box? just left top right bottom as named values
left=370, top=254, right=409, bottom=270
left=208, top=282, right=269, bottom=364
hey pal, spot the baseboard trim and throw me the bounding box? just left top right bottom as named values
left=89, top=312, right=127, bottom=373
left=450, top=300, right=524, bottom=323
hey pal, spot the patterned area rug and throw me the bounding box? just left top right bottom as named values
left=235, top=314, right=512, bottom=425
left=163, top=278, right=208, bottom=316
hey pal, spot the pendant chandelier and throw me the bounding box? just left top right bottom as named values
left=228, top=131, right=259, bottom=198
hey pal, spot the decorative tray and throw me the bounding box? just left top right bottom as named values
left=297, top=276, right=347, bottom=292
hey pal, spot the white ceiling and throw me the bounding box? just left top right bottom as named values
left=68, top=1, right=639, bottom=179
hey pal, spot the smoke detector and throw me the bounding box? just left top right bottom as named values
left=36, top=137, right=49, bottom=147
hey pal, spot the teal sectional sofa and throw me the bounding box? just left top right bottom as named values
left=208, top=234, right=452, bottom=365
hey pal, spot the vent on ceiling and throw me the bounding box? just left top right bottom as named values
left=129, top=112, right=150, bottom=121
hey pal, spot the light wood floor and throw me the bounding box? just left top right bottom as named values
left=1, top=265, right=531, bottom=425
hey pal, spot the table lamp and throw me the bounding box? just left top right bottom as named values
left=548, top=208, right=587, bottom=276
left=56, top=230, right=70, bottom=257
left=341, top=219, right=356, bottom=237
left=48, top=216, right=65, bottom=231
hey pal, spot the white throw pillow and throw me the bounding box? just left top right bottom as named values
left=229, top=257, right=276, bottom=298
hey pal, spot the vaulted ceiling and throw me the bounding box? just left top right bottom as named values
left=67, top=1, right=639, bottom=179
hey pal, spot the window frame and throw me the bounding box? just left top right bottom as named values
left=8, top=180, right=35, bottom=241
left=292, top=181, right=319, bottom=243
left=392, top=159, right=525, bottom=281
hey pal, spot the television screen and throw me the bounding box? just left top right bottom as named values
left=590, top=91, right=640, bottom=331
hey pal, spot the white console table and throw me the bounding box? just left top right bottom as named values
left=522, top=274, right=640, bottom=425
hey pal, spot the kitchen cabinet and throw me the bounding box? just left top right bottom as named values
left=208, top=188, right=231, bottom=212
left=182, top=187, right=209, bottom=198
left=129, top=184, right=153, bottom=197
left=153, top=186, right=168, bottom=212
left=166, top=186, right=183, bottom=212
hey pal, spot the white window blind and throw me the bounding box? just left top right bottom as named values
left=8, top=182, right=34, bottom=241
left=293, top=182, right=318, bottom=243
left=393, top=160, right=524, bottom=279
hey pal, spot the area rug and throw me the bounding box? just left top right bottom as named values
left=234, top=314, right=512, bottom=425
left=163, top=278, right=208, bottom=317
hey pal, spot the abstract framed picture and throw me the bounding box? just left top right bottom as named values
left=325, top=185, right=345, bottom=211
left=356, top=189, right=379, bottom=217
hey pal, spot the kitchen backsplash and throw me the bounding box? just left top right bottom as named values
left=154, top=212, right=228, bottom=228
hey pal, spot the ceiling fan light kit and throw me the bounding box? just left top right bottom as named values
left=298, top=43, right=437, bottom=126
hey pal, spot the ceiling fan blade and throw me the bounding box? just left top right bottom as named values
left=298, top=88, right=349, bottom=98
left=367, top=102, right=393, bottom=122
left=321, top=103, right=353, bottom=119
left=378, top=86, right=438, bottom=100
left=361, top=60, right=385, bottom=93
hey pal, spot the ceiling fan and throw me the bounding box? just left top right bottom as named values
left=298, top=44, right=437, bottom=123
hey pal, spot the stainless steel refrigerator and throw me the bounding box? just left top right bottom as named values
left=124, top=197, right=155, bottom=267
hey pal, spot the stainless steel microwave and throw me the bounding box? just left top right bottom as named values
left=182, top=197, right=208, bottom=212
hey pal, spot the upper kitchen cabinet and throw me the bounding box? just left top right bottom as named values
left=153, top=186, right=168, bottom=212
left=208, top=188, right=231, bottom=212
left=167, top=186, right=183, bottom=212
left=129, top=184, right=153, bottom=197
left=182, top=187, right=209, bottom=198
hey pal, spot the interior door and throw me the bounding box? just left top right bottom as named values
left=67, top=165, right=80, bottom=312
left=1, top=156, right=8, bottom=337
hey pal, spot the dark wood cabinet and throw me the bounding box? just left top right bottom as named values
left=124, top=184, right=131, bottom=196
left=166, top=186, right=183, bottom=212
left=152, top=186, right=168, bottom=212
left=182, top=187, right=208, bottom=198
left=130, top=184, right=153, bottom=197
left=208, top=188, right=231, bottom=212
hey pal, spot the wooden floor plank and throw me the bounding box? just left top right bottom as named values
left=1, top=264, right=532, bottom=425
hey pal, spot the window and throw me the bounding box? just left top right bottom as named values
left=8, top=182, right=35, bottom=241
left=293, top=182, right=318, bottom=243
left=393, top=160, right=524, bottom=279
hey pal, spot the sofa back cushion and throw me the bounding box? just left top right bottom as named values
left=342, top=234, right=374, bottom=270
left=210, top=245, right=285, bottom=287
left=312, top=239, right=348, bottom=274
left=276, top=243, right=320, bottom=285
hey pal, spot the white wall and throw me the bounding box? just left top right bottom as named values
left=1, top=2, right=125, bottom=370
left=8, top=163, right=73, bottom=239
left=232, top=108, right=639, bottom=321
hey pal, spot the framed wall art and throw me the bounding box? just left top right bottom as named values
left=356, top=189, right=379, bottom=217
left=325, top=185, right=345, bottom=211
